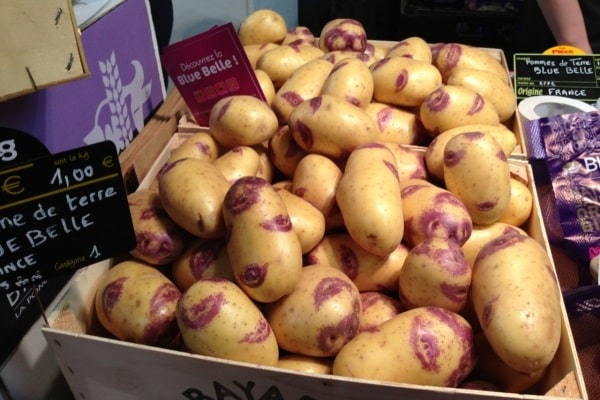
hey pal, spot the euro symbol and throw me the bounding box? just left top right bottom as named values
left=102, top=156, right=115, bottom=169
left=1, top=175, right=23, bottom=195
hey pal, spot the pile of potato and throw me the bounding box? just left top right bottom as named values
left=94, top=9, right=564, bottom=395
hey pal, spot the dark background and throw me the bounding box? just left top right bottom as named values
left=298, top=0, right=556, bottom=67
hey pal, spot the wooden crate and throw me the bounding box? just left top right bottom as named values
left=42, top=121, right=586, bottom=400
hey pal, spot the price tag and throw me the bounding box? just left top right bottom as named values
left=160, top=22, right=265, bottom=126
left=0, top=140, right=136, bottom=294
left=513, top=53, right=600, bottom=104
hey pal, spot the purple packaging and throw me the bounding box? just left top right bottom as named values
left=531, top=110, right=600, bottom=285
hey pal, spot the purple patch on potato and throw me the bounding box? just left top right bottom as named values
left=317, top=311, right=361, bottom=353
left=216, top=99, right=232, bottom=121
left=461, top=131, right=485, bottom=142
left=179, top=291, right=224, bottom=330
left=383, top=159, right=400, bottom=181
left=444, top=149, right=466, bottom=168
left=476, top=232, right=525, bottom=263
left=293, top=186, right=307, bottom=197
left=410, top=315, right=440, bottom=372
left=360, top=292, right=380, bottom=309
left=260, top=214, right=293, bottom=232
left=294, top=120, right=314, bottom=150
left=224, top=176, right=267, bottom=215
left=135, top=231, right=175, bottom=264
left=240, top=318, right=272, bottom=344
left=143, top=282, right=181, bottom=343
left=140, top=206, right=159, bottom=220
left=480, top=296, right=499, bottom=329
left=190, top=241, right=221, bottom=279
left=425, top=87, right=450, bottom=113
left=339, top=245, right=359, bottom=280
left=370, top=57, right=390, bottom=71
left=440, top=283, right=470, bottom=304
left=239, top=263, right=268, bottom=288
left=442, top=43, right=462, bottom=70
left=309, top=96, right=323, bottom=113
left=467, top=94, right=485, bottom=116
left=285, top=138, right=303, bottom=158
left=345, top=95, right=361, bottom=107
left=281, top=91, right=304, bottom=107
left=412, top=239, right=468, bottom=276
left=376, top=107, right=392, bottom=131
left=395, top=69, right=409, bottom=92
left=400, top=183, right=429, bottom=198
left=331, top=59, right=350, bottom=74
left=195, top=141, right=212, bottom=156
left=476, top=200, right=498, bottom=212
left=323, top=22, right=366, bottom=52
left=102, top=276, right=127, bottom=320
left=314, top=277, right=354, bottom=311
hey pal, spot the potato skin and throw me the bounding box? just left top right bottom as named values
left=318, top=18, right=367, bottom=52
left=370, top=56, right=442, bottom=107
left=289, top=94, right=378, bottom=158
left=332, top=306, right=476, bottom=387
left=256, top=43, right=325, bottom=88
left=472, top=232, right=562, bottom=373
left=336, top=142, right=404, bottom=256
left=223, top=176, right=303, bottom=303
left=322, top=57, right=374, bottom=108
left=497, top=177, right=533, bottom=227
left=366, top=102, right=422, bottom=146
left=176, top=277, right=279, bottom=366
left=209, top=95, right=279, bottom=149
left=359, top=291, right=404, bottom=332
left=95, top=260, right=181, bottom=347
left=238, top=9, right=287, bottom=45
left=420, top=85, right=500, bottom=136
left=400, top=180, right=473, bottom=247
left=127, top=189, right=190, bottom=265
left=158, top=158, right=230, bottom=239
left=443, top=131, right=511, bottom=225
left=265, top=264, right=362, bottom=357
left=386, top=36, right=432, bottom=63
left=434, top=43, right=509, bottom=84
left=398, top=237, right=471, bottom=313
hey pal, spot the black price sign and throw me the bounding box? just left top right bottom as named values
left=0, top=141, right=136, bottom=294
left=513, top=53, right=600, bottom=103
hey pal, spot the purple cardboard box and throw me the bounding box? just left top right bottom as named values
left=0, top=0, right=165, bottom=155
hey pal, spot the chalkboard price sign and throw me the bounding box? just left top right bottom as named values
left=513, top=53, right=600, bottom=103
left=0, top=141, right=136, bottom=294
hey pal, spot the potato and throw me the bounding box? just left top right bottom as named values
left=398, top=237, right=471, bottom=313
left=420, top=85, right=500, bottom=136
left=470, top=332, right=548, bottom=393
left=400, top=180, right=472, bottom=247
left=332, top=306, right=476, bottom=387
left=265, top=264, right=362, bottom=357
left=318, top=18, right=367, bottom=52
left=274, top=187, right=326, bottom=253
left=322, top=57, right=374, bottom=108
left=336, top=142, right=404, bottom=256
left=276, top=354, right=333, bottom=375
left=238, top=9, right=287, bottom=45
left=386, top=36, right=432, bottom=63
left=254, top=69, right=276, bottom=105
left=461, top=222, right=528, bottom=268
left=158, top=158, right=230, bottom=239
left=253, top=143, right=276, bottom=182
left=167, top=131, right=220, bottom=164
left=272, top=58, right=334, bottom=124
left=223, top=176, right=303, bottom=303
left=171, top=238, right=234, bottom=291
left=127, top=189, right=190, bottom=265
left=443, top=131, right=511, bottom=225
left=370, top=56, right=442, bottom=107
left=366, top=41, right=391, bottom=60
left=359, top=291, right=404, bottom=332
left=289, top=94, right=378, bottom=158
left=305, top=233, right=410, bottom=293
left=365, top=102, right=422, bottom=145
left=177, top=277, right=279, bottom=366
left=268, top=125, right=307, bottom=178
left=213, top=145, right=260, bottom=183
left=291, top=153, right=342, bottom=217
left=434, top=43, right=509, bottom=84
left=380, top=141, right=429, bottom=181
left=95, top=260, right=181, bottom=347
left=256, top=43, right=325, bottom=88
left=244, top=43, right=279, bottom=68
left=425, top=123, right=517, bottom=181
left=472, top=232, right=562, bottom=373
left=322, top=50, right=375, bottom=66
left=447, top=67, right=517, bottom=122
left=209, top=95, right=279, bottom=149
left=497, top=176, right=533, bottom=227
left=282, top=26, right=317, bottom=46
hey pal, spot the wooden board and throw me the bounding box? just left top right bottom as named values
left=0, top=0, right=88, bottom=101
